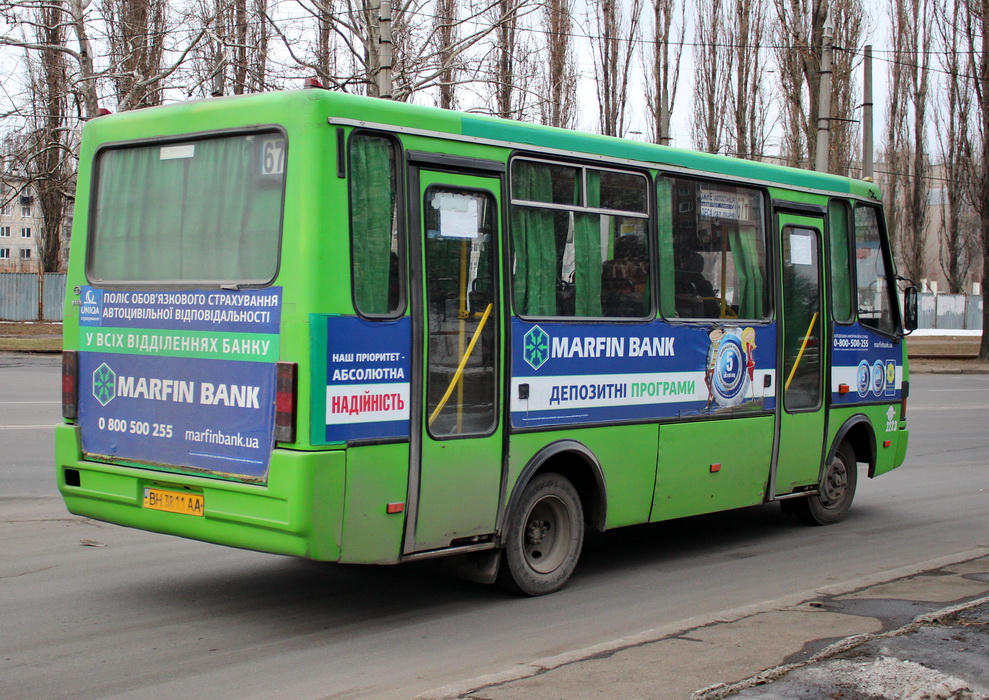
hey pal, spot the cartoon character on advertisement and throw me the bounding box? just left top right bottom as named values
left=704, top=327, right=725, bottom=410
left=742, top=326, right=757, bottom=399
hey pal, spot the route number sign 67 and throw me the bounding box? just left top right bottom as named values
left=260, top=137, right=286, bottom=176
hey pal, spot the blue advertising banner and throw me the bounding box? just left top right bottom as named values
left=831, top=323, right=903, bottom=405
left=319, top=316, right=412, bottom=443
left=77, top=287, right=281, bottom=480
left=511, top=319, right=777, bottom=429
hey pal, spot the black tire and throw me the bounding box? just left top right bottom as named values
left=783, top=440, right=858, bottom=526
left=498, top=472, right=584, bottom=596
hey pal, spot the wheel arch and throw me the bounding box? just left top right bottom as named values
left=504, top=440, right=608, bottom=533
left=830, top=415, right=877, bottom=477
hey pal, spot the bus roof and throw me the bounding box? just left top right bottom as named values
left=84, top=88, right=882, bottom=202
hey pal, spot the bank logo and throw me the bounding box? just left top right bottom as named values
left=872, top=360, right=886, bottom=396
left=523, top=325, right=550, bottom=370
left=856, top=360, right=871, bottom=397
left=93, top=363, right=116, bottom=406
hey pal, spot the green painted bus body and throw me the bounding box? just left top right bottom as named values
left=57, top=89, right=909, bottom=566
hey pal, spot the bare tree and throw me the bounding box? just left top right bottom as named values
left=591, top=0, right=642, bottom=137
left=539, top=0, right=579, bottom=128
left=644, top=0, right=684, bottom=144
left=953, top=0, right=989, bottom=357
left=727, top=0, right=767, bottom=159
left=194, top=0, right=270, bottom=96
left=934, top=0, right=979, bottom=293
left=26, top=0, right=73, bottom=272
left=477, top=0, right=540, bottom=120
left=273, top=0, right=501, bottom=102
left=432, top=0, right=459, bottom=109
left=882, top=0, right=932, bottom=284
left=827, top=4, right=863, bottom=173
left=1, top=0, right=101, bottom=119
left=100, top=0, right=167, bottom=109
left=770, top=0, right=864, bottom=171
left=771, top=0, right=824, bottom=166
left=692, top=0, right=729, bottom=153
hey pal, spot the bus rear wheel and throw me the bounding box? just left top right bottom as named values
left=784, top=440, right=858, bottom=526
left=498, top=473, right=584, bottom=596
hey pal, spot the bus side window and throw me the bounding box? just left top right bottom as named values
left=657, top=176, right=769, bottom=321
left=828, top=200, right=855, bottom=323
left=853, top=205, right=895, bottom=334
left=349, top=133, right=402, bottom=316
left=510, top=160, right=650, bottom=319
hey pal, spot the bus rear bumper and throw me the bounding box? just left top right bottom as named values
left=54, top=424, right=346, bottom=561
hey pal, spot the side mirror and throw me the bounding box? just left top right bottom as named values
left=903, top=286, right=918, bottom=332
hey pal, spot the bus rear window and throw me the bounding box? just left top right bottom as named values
left=88, top=132, right=285, bottom=284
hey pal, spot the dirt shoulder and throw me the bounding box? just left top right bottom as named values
left=0, top=322, right=62, bottom=353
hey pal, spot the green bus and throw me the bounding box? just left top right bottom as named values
left=57, top=87, right=916, bottom=595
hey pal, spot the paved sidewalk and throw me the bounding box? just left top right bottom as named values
left=419, top=551, right=989, bottom=700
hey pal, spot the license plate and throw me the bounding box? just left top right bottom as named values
left=143, top=487, right=204, bottom=516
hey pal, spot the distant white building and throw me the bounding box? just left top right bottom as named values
left=0, top=178, right=41, bottom=272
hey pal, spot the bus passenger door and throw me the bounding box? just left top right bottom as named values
left=773, top=214, right=827, bottom=494
left=406, top=164, right=505, bottom=553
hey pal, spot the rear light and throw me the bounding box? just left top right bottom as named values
left=274, top=362, right=297, bottom=443
left=901, top=380, right=909, bottom=419
left=62, top=350, right=78, bottom=420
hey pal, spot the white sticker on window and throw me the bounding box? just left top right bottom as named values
left=789, top=232, right=813, bottom=265
left=434, top=193, right=479, bottom=239
left=160, top=144, right=195, bottom=160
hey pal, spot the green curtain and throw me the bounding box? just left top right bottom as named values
left=828, top=200, right=853, bottom=322
left=91, top=136, right=282, bottom=283
left=656, top=178, right=676, bottom=318
left=511, top=162, right=556, bottom=315
left=351, top=136, right=396, bottom=314
left=90, top=148, right=168, bottom=280
left=574, top=171, right=602, bottom=316
left=728, top=225, right=765, bottom=318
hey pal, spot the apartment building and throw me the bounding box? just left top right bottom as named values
left=0, top=179, right=41, bottom=272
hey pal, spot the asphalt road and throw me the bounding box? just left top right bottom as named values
left=2, top=354, right=987, bottom=699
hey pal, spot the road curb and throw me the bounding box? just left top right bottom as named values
left=415, top=547, right=989, bottom=700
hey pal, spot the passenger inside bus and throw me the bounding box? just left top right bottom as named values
left=601, top=234, right=649, bottom=317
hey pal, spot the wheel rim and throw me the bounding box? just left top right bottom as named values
left=819, top=454, right=848, bottom=509
left=522, top=495, right=572, bottom=575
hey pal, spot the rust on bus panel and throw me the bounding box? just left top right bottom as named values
left=80, top=452, right=268, bottom=484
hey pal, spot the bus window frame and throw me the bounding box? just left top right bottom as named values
left=780, top=223, right=825, bottom=415
left=85, top=125, right=289, bottom=290
left=420, top=183, right=502, bottom=442
left=507, top=154, right=655, bottom=323
left=827, top=198, right=856, bottom=326
left=656, top=171, right=775, bottom=324
left=346, top=129, right=407, bottom=320
left=851, top=202, right=903, bottom=338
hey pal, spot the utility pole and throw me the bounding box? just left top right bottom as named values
left=815, top=21, right=833, bottom=172
left=378, top=0, right=394, bottom=99
left=862, top=45, right=874, bottom=180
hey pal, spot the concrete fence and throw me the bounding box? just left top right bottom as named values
left=917, top=293, right=983, bottom=331
left=0, top=273, right=66, bottom=321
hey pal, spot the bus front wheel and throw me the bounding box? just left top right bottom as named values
left=784, top=440, right=858, bottom=526
left=498, top=473, right=584, bottom=596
